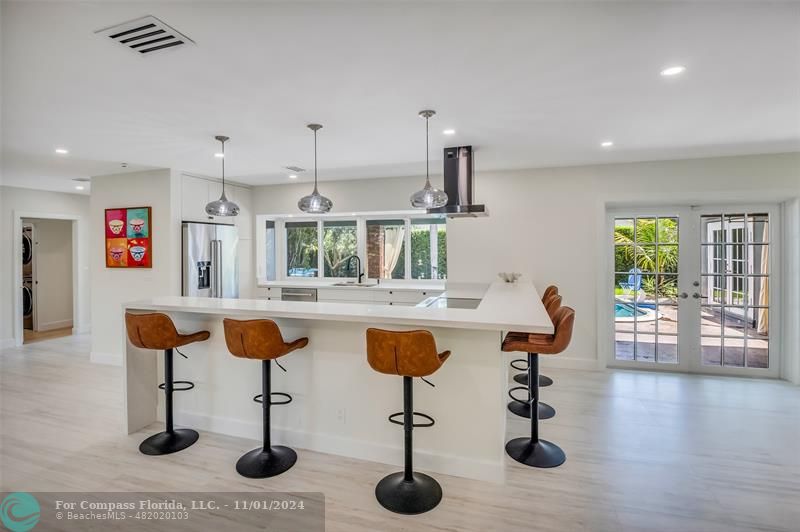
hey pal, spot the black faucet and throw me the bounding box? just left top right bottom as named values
left=345, top=255, right=365, bottom=284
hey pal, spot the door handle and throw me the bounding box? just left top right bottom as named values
left=692, top=292, right=701, bottom=299
left=679, top=292, right=688, bottom=299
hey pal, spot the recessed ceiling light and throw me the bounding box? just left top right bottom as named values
left=601, top=141, right=614, bottom=148
left=55, top=148, right=69, bottom=154
left=289, top=174, right=298, bottom=179
left=75, top=185, right=85, bottom=190
left=214, top=152, right=224, bottom=158
left=443, top=129, right=456, bottom=135
left=660, top=65, right=686, bottom=77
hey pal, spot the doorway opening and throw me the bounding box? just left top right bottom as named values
left=21, top=218, right=75, bottom=344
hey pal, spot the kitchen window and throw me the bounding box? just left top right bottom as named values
left=323, top=220, right=358, bottom=277
left=366, top=219, right=406, bottom=279
left=257, top=212, right=447, bottom=283
left=411, top=218, right=447, bottom=280
left=286, top=221, right=319, bottom=277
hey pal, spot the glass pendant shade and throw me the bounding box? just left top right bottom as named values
left=298, top=123, right=332, bottom=214
left=205, top=135, right=240, bottom=217
left=410, top=179, right=448, bottom=208
left=297, top=186, right=333, bottom=214
left=205, top=191, right=240, bottom=217
left=411, top=109, right=448, bottom=209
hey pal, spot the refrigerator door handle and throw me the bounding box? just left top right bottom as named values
left=210, top=239, right=219, bottom=298
left=214, top=239, right=223, bottom=298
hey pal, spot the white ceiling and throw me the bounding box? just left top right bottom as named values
left=2, top=1, right=799, bottom=194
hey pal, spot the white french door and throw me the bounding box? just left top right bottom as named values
left=608, top=205, right=780, bottom=377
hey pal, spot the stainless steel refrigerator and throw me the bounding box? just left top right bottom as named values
left=182, top=222, right=239, bottom=298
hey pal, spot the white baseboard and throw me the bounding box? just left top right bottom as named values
left=73, top=324, right=91, bottom=335
left=90, top=351, right=122, bottom=366
left=176, top=410, right=504, bottom=483
left=37, top=319, right=73, bottom=332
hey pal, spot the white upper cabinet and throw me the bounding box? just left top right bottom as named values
left=181, top=175, right=215, bottom=223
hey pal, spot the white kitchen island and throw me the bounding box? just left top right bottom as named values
left=123, top=281, right=553, bottom=482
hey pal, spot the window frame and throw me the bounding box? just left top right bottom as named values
left=256, top=210, right=447, bottom=285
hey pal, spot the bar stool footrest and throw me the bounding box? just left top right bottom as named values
left=388, top=411, right=434, bottom=428
left=253, top=392, right=293, bottom=405
left=158, top=380, right=195, bottom=392
left=510, top=358, right=528, bottom=371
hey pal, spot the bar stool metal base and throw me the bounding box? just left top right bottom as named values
left=513, top=373, right=553, bottom=387
left=236, top=446, right=297, bottom=478
left=139, top=428, right=199, bottom=456
left=505, top=437, right=566, bottom=468
left=375, top=471, right=442, bottom=515
left=507, top=400, right=556, bottom=420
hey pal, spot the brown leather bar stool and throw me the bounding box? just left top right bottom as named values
left=502, top=306, right=575, bottom=468
left=512, top=292, right=562, bottom=388
left=223, top=318, right=308, bottom=478
left=366, top=328, right=450, bottom=515
left=510, top=285, right=559, bottom=388
left=125, top=312, right=210, bottom=455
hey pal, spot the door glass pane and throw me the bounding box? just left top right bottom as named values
left=636, top=334, right=656, bottom=362
left=657, top=334, right=678, bottom=364
left=366, top=220, right=405, bottom=279
left=614, top=215, right=679, bottom=364
left=322, top=221, right=357, bottom=277
left=746, top=318, right=769, bottom=369
left=699, top=212, right=771, bottom=369
left=723, top=338, right=745, bottom=367
left=748, top=214, right=769, bottom=243
left=286, top=221, right=318, bottom=277
left=657, top=217, right=679, bottom=244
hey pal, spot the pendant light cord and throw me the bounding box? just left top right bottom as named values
left=220, top=138, right=226, bottom=191
left=425, top=114, right=431, bottom=186
left=313, top=128, right=319, bottom=193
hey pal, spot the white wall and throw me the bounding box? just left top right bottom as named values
left=251, top=174, right=443, bottom=214
left=0, top=186, right=91, bottom=346
left=24, top=218, right=73, bottom=330
left=89, top=169, right=182, bottom=364
left=251, top=153, right=800, bottom=372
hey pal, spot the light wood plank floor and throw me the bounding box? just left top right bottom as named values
left=1, top=334, right=799, bottom=531
left=23, top=326, right=72, bottom=344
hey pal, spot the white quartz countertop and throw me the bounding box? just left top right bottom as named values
left=126, top=281, right=552, bottom=334
left=258, top=280, right=445, bottom=292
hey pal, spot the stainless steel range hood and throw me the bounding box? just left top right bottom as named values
left=427, top=145, right=487, bottom=217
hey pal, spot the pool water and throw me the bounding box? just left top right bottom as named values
left=615, top=303, right=646, bottom=318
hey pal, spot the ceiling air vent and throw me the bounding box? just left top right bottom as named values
left=284, top=166, right=306, bottom=173
left=95, top=15, right=194, bottom=55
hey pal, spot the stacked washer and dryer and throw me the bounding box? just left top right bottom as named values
left=22, top=224, right=35, bottom=330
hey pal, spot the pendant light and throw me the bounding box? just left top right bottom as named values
left=205, top=135, right=240, bottom=217
left=410, top=109, right=448, bottom=209
left=298, top=123, right=333, bottom=213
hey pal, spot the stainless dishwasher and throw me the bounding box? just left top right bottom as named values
left=281, top=288, right=318, bottom=302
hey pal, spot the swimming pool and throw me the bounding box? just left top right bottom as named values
left=615, top=303, right=645, bottom=318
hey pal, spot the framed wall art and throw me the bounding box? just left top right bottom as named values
left=105, top=206, right=152, bottom=268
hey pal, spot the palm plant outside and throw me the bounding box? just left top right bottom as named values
left=614, top=218, right=679, bottom=299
